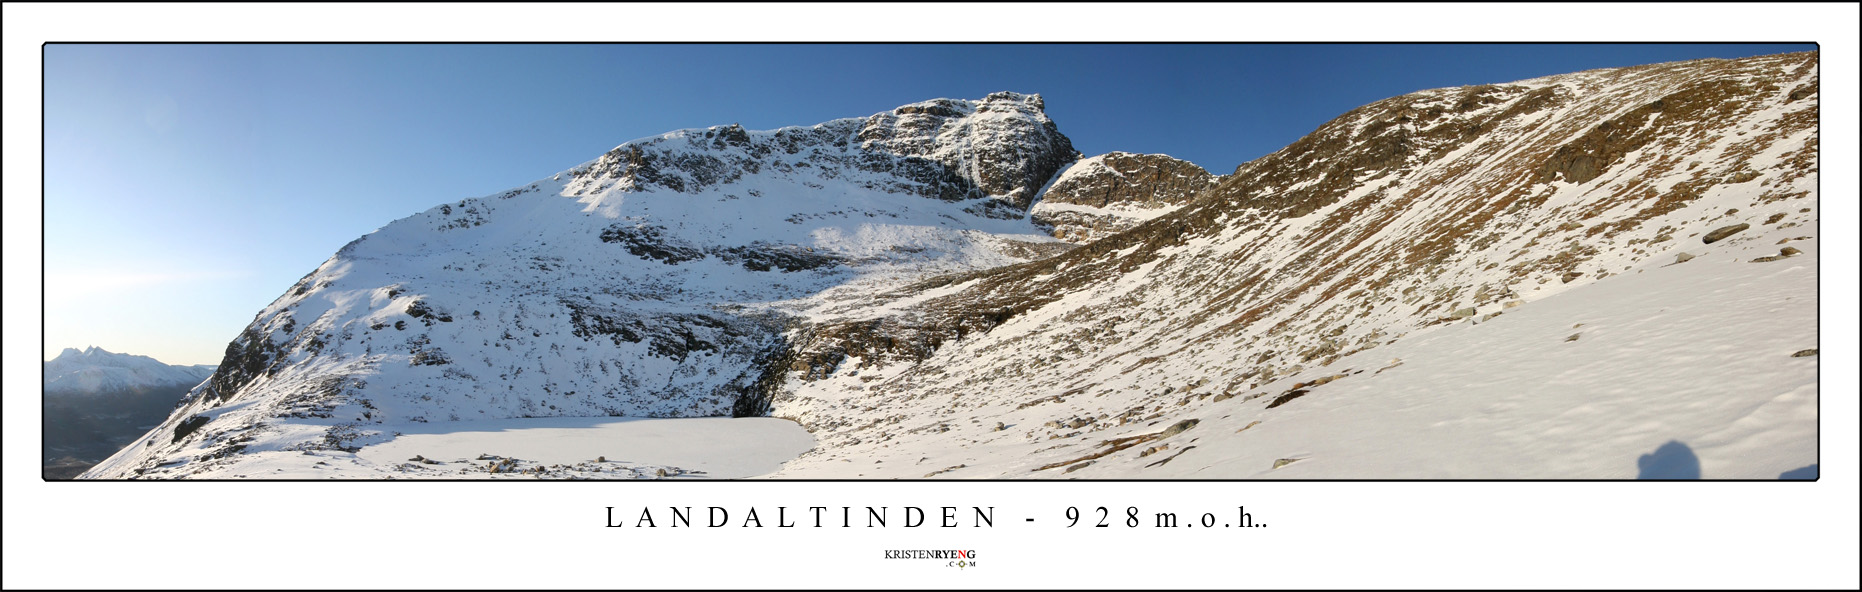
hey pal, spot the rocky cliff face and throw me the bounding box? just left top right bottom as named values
left=567, top=92, right=1077, bottom=216
left=1031, top=152, right=1222, bottom=242
left=856, top=92, right=1079, bottom=213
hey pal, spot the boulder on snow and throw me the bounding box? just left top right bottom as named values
left=1449, top=307, right=1477, bottom=318
left=1751, top=247, right=1803, bottom=263
left=1265, top=390, right=1308, bottom=409
left=1503, top=299, right=1525, bottom=309
left=1560, top=271, right=1585, bottom=283
left=1791, top=349, right=1817, bottom=357
left=1674, top=252, right=1696, bottom=264
left=1272, top=458, right=1302, bottom=469
left=1565, top=333, right=1581, bottom=342
left=1702, top=223, right=1749, bottom=244
left=1160, top=419, right=1200, bottom=438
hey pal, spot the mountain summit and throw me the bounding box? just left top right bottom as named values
left=86, top=53, right=1818, bottom=479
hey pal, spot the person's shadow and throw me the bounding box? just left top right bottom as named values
left=1636, top=440, right=1700, bottom=479
left=1779, top=464, right=1818, bottom=480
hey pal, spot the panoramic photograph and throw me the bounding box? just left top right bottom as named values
left=42, top=43, right=1819, bottom=481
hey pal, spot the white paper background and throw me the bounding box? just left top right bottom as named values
left=6, top=3, right=1857, bottom=589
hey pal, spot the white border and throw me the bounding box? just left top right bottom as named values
left=6, top=3, right=1858, bottom=589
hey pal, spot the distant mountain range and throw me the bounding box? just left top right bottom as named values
left=84, top=51, right=1817, bottom=479
left=42, top=347, right=214, bottom=479
left=44, top=346, right=214, bottom=395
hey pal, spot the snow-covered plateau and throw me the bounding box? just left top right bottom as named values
left=83, top=53, right=1818, bottom=479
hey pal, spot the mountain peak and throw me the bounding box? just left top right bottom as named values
left=554, top=92, right=1077, bottom=214
left=891, top=91, right=1046, bottom=116
left=983, top=90, right=1043, bottom=110
left=45, top=346, right=216, bottom=396
left=54, top=345, right=114, bottom=361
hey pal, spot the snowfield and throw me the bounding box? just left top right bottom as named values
left=354, top=417, right=814, bottom=479
left=774, top=222, right=1817, bottom=479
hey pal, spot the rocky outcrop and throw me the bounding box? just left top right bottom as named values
left=857, top=92, right=1079, bottom=210
left=567, top=92, right=1078, bottom=211
left=1751, top=246, right=1803, bottom=263
left=1704, top=223, right=1750, bottom=244
left=1031, top=152, right=1221, bottom=242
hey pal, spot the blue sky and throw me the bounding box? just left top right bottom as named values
left=42, top=43, right=1815, bottom=365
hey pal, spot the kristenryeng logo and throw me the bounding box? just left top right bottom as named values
left=885, top=549, right=978, bottom=569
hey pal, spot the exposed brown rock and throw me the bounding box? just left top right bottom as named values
left=1703, top=223, right=1750, bottom=244
left=1752, top=247, right=1803, bottom=263
left=1265, top=390, right=1308, bottom=409
left=1032, top=152, right=1221, bottom=243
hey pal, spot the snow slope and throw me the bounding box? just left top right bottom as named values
left=771, top=223, right=1818, bottom=479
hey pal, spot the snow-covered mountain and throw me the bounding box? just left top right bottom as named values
left=42, top=347, right=214, bottom=479
left=43, top=346, right=214, bottom=395
left=85, top=52, right=1818, bottom=479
